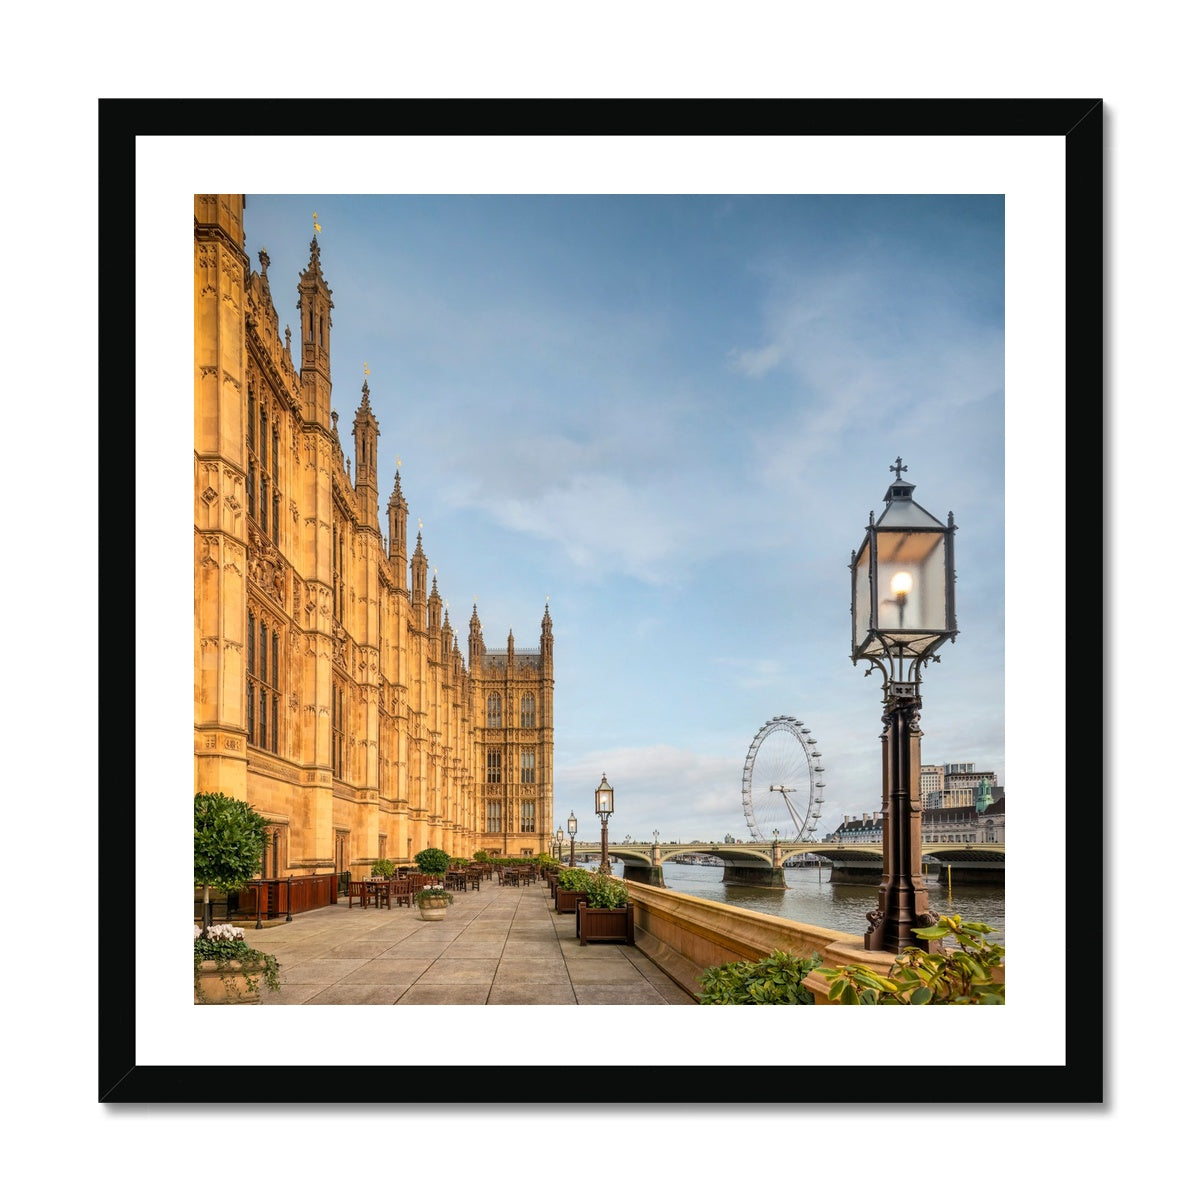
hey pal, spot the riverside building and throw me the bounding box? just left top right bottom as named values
left=828, top=768, right=1004, bottom=846
left=194, top=195, right=555, bottom=878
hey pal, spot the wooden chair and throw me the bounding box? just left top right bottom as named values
left=348, top=880, right=368, bottom=909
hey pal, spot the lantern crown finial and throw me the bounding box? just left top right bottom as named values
left=883, top=456, right=918, bottom=505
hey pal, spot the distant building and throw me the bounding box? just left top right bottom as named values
left=923, top=782, right=1005, bottom=845
left=919, top=762, right=998, bottom=811
left=824, top=811, right=884, bottom=843
left=827, top=765, right=1004, bottom=845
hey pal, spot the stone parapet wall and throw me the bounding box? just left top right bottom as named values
left=622, top=878, right=894, bottom=1002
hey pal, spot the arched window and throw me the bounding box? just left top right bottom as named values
left=487, top=692, right=501, bottom=727
left=520, top=693, right=535, bottom=727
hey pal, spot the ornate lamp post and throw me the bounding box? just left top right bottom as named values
left=555, top=826, right=564, bottom=863
left=850, top=458, right=957, bottom=953
left=595, top=774, right=614, bottom=874
left=567, top=811, right=578, bottom=867
left=653, top=829, right=659, bottom=845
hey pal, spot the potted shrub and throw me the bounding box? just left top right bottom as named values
left=370, top=858, right=395, bottom=879
left=554, top=866, right=592, bottom=915
left=414, top=846, right=451, bottom=880
left=576, top=873, right=635, bottom=945
left=415, top=885, right=454, bottom=921
left=194, top=791, right=281, bottom=1003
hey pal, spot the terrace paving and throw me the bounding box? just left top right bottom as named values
left=242, top=874, right=697, bottom=1005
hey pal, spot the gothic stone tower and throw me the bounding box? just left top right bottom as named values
left=194, top=195, right=555, bottom=876
left=468, top=603, right=556, bottom=858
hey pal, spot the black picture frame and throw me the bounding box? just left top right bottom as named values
left=101, top=98, right=1102, bottom=1105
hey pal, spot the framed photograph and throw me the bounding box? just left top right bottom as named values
left=104, top=98, right=1101, bottom=1103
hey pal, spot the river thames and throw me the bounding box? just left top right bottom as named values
left=616, top=860, right=1006, bottom=946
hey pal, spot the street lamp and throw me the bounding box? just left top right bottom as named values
left=850, top=457, right=957, bottom=953
left=653, top=829, right=659, bottom=845
left=567, top=810, right=578, bottom=867
left=595, top=774, right=614, bottom=874
left=555, top=826, right=564, bottom=863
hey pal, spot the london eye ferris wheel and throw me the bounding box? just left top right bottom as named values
left=741, top=716, right=826, bottom=842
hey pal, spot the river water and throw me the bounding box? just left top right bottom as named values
left=635, top=861, right=1005, bottom=947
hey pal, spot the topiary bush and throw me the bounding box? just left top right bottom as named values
left=698, top=950, right=821, bottom=1005
left=414, top=846, right=451, bottom=878
left=370, top=858, right=394, bottom=878
left=194, top=791, right=267, bottom=932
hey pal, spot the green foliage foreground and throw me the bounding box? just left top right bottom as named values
left=699, top=950, right=820, bottom=1005
left=814, top=914, right=1006, bottom=1005
left=696, top=914, right=1005, bottom=1005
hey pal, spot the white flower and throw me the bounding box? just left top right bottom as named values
left=198, top=923, right=246, bottom=942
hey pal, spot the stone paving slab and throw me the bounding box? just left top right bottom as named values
left=244, top=874, right=696, bottom=1005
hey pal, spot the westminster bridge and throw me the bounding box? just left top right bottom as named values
left=565, top=840, right=1005, bottom=888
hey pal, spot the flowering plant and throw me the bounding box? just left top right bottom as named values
left=194, top=923, right=280, bottom=1000
left=415, top=887, right=454, bottom=907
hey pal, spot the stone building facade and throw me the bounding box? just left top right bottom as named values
left=919, top=762, right=999, bottom=811
left=194, top=195, right=554, bottom=878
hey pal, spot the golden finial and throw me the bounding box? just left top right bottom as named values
left=312, top=212, right=322, bottom=233
left=364, top=362, right=370, bottom=377
left=396, top=455, right=401, bottom=469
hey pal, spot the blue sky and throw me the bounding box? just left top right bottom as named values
left=240, top=192, right=1004, bottom=845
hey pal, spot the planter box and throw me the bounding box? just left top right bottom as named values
left=555, top=888, right=588, bottom=915
left=194, top=959, right=268, bottom=1004
left=577, top=902, right=635, bottom=946
left=417, top=897, right=452, bottom=921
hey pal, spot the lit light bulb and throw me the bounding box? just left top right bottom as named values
left=890, top=571, right=913, bottom=598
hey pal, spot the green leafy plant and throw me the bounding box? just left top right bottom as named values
left=581, top=873, right=628, bottom=910
left=472, top=850, right=490, bottom=862
left=194, top=791, right=267, bottom=931
left=370, top=858, right=395, bottom=878
left=415, top=886, right=454, bottom=907
left=556, top=867, right=593, bottom=892
left=194, top=923, right=280, bottom=1001
left=814, top=914, right=1005, bottom=1005
left=698, top=950, right=821, bottom=1005
left=414, top=847, right=451, bottom=878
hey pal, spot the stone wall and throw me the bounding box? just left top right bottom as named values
left=622, top=879, right=901, bottom=1003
